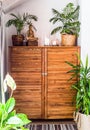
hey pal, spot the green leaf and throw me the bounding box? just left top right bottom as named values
left=52, top=8, right=61, bottom=16
left=0, top=104, right=8, bottom=122
left=85, top=55, right=88, bottom=69
left=72, top=84, right=79, bottom=91
left=0, top=103, right=3, bottom=120
left=6, top=115, right=23, bottom=125
left=17, top=113, right=31, bottom=125
left=65, top=61, right=78, bottom=68
left=51, top=26, right=62, bottom=35
left=0, top=125, right=12, bottom=130
left=10, top=13, right=20, bottom=19
left=5, top=98, right=15, bottom=113
left=6, top=110, right=16, bottom=121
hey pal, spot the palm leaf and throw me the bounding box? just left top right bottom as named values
left=85, top=55, right=88, bottom=69
left=52, top=8, right=61, bottom=16
left=51, top=26, right=62, bottom=35
left=72, top=84, right=79, bottom=91
left=28, top=14, right=38, bottom=21
left=65, top=61, right=79, bottom=68
left=10, top=13, right=19, bottom=19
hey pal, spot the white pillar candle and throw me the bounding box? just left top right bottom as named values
left=52, top=40, right=56, bottom=45
left=45, top=36, right=49, bottom=46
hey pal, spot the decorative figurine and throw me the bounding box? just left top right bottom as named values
left=26, top=25, right=38, bottom=46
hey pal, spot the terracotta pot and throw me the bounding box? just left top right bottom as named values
left=61, top=34, right=77, bottom=46
left=12, top=35, right=24, bottom=46
left=74, top=112, right=90, bottom=130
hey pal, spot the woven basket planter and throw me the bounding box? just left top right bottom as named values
left=61, top=34, right=77, bottom=46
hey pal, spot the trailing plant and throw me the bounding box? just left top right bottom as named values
left=66, top=55, right=90, bottom=115
left=0, top=74, right=31, bottom=130
left=50, top=3, right=80, bottom=36
left=6, top=13, right=38, bottom=35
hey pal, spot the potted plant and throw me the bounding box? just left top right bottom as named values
left=49, top=3, right=80, bottom=46
left=6, top=13, right=38, bottom=46
left=0, top=74, right=31, bottom=130
left=66, top=55, right=90, bottom=130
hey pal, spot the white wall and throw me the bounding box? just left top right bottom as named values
left=2, top=0, right=28, bottom=13
left=5, top=0, right=77, bottom=46
left=79, top=0, right=90, bottom=64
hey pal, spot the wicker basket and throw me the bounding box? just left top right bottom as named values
left=61, top=34, right=77, bottom=46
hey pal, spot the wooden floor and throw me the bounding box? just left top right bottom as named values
left=26, top=119, right=77, bottom=130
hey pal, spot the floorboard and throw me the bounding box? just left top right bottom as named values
left=26, top=119, right=77, bottom=130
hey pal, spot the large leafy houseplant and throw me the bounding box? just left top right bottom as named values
left=6, top=13, right=38, bottom=46
left=0, top=74, right=31, bottom=130
left=66, top=55, right=90, bottom=130
left=50, top=3, right=80, bottom=46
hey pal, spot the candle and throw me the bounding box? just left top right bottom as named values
left=45, top=36, right=49, bottom=46
left=52, top=40, right=56, bottom=46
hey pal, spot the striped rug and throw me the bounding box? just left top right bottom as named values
left=27, top=123, right=77, bottom=130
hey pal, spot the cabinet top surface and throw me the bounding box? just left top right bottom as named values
left=9, top=46, right=80, bottom=49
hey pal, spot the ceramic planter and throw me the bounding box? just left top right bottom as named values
left=12, top=35, right=24, bottom=46
left=74, top=112, right=90, bottom=130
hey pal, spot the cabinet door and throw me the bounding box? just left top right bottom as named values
left=9, top=47, right=42, bottom=119
left=45, top=47, right=80, bottom=119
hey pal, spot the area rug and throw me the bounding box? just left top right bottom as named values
left=27, top=123, right=77, bottom=130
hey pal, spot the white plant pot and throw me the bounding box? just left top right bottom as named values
left=74, top=112, right=90, bottom=130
